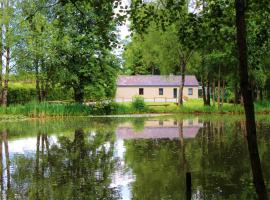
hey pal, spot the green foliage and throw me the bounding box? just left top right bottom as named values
left=8, top=87, right=36, bottom=105
left=12, top=0, right=122, bottom=103
left=132, top=96, right=146, bottom=111
left=131, top=118, right=146, bottom=132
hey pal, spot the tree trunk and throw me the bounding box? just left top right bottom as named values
left=206, top=80, right=210, bottom=106
left=217, top=65, right=221, bottom=109
left=0, top=1, right=3, bottom=105
left=179, top=59, right=186, bottom=105
left=35, top=61, right=42, bottom=102
left=259, top=88, right=263, bottom=101
left=222, top=80, right=225, bottom=107
left=74, top=85, right=84, bottom=103
left=2, top=47, right=9, bottom=107
left=202, top=77, right=207, bottom=106
left=235, top=0, right=268, bottom=199
left=234, top=84, right=239, bottom=105
left=212, top=80, right=215, bottom=106
left=2, top=0, right=10, bottom=107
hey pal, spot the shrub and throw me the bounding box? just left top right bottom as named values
left=132, top=96, right=146, bottom=111
left=8, top=87, right=36, bottom=104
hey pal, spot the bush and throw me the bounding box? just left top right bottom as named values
left=132, top=96, right=146, bottom=111
left=7, top=86, right=74, bottom=105
left=8, top=87, right=36, bottom=105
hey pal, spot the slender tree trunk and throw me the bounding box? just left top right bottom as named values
left=206, top=80, right=210, bottom=106
left=235, top=0, right=268, bottom=199
left=259, top=88, right=263, bottom=101
left=179, top=59, right=186, bottom=105
left=0, top=1, right=3, bottom=104
left=202, top=77, right=207, bottom=106
left=2, top=47, right=9, bottom=107
left=217, top=65, right=221, bottom=109
left=2, top=0, right=10, bottom=107
left=212, top=80, right=215, bottom=106
left=234, top=84, right=239, bottom=105
left=35, top=61, right=42, bottom=102
left=222, top=80, right=225, bottom=107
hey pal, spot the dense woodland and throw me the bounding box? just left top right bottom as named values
left=125, top=0, right=270, bottom=106
left=0, top=0, right=125, bottom=105
left=0, top=1, right=268, bottom=199
left=0, top=0, right=268, bottom=106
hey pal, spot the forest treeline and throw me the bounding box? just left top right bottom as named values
left=124, top=0, right=270, bottom=106
left=0, top=0, right=126, bottom=105
left=0, top=0, right=269, bottom=107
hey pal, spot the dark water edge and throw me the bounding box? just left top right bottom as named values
left=0, top=115, right=269, bottom=199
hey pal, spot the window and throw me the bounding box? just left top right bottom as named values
left=139, top=88, right=144, bottom=95
left=188, top=88, right=193, bottom=95
left=173, top=88, right=177, bottom=98
left=159, top=88, right=163, bottom=95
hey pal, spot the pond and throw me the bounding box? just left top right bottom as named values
left=0, top=115, right=269, bottom=199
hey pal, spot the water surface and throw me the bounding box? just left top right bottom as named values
left=0, top=116, right=269, bottom=199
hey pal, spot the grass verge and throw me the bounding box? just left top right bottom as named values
left=0, top=99, right=269, bottom=118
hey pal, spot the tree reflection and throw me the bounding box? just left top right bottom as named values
left=124, top=118, right=268, bottom=199
left=11, top=129, right=119, bottom=200
left=0, top=130, right=12, bottom=199
left=0, top=117, right=268, bottom=199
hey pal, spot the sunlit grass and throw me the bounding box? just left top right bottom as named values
left=9, top=81, right=35, bottom=89
left=0, top=99, right=268, bottom=119
left=117, top=99, right=269, bottom=114
left=0, top=102, right=92, bottom=118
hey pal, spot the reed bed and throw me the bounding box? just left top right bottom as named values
left=0, top=100, right=268, bottom=119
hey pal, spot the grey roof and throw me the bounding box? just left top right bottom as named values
left=117, top=75, right=199, bottom=87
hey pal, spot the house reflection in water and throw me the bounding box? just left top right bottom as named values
left=116, top=118, right=203, bottom=140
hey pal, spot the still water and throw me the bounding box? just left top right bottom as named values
left=0, top=115, right=269, bottom=200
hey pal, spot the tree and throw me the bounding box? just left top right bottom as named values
left=13, top=0, right=122, bottom=103
left=129, top=0, right=200, bottom=105
left=235, top=0, right=268, bottom=199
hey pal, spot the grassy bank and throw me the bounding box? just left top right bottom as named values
left=117, top=100, right=270, bottom=115
left=0, top=99, right=269, bottom=119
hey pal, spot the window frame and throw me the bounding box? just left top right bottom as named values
left=188, top=88, right=193, bottom=96
left=159, top=88, right=164, bottom=95
left=139, top=88, right=144, bottom=95
left=173, top=88, right=177, bottom=98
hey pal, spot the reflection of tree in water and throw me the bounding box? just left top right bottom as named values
left=131, top=118, right=146, bottom=132
left=0, top=130, right=12, bottom=199
left=125, top=119, right=269, bottom=200
left=193, top=120, right=258, bottom=199
left=124, top=138, right=186, bottom=200
left=11, top=129, right=119, bottom=200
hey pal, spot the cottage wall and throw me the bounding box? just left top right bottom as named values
left=115, top=86, right=198, bottom=102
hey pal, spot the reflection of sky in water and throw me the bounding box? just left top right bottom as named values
left=2, top=118, right=206, bottom=199
left=112, top=139, right=134, bottom=200
left=9, top=136, right=58, bottom=155
left=6, top=135, right=135, bottom=199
